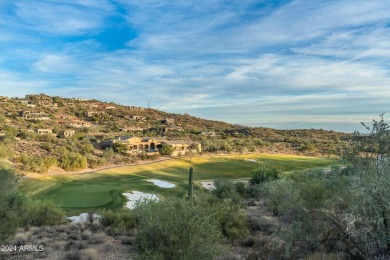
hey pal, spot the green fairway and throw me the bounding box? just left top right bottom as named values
left=18, top=154, right=337, bottom=214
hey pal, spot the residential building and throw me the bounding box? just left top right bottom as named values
left=37, top=129, right=53, bottom=135
left=61, top=130, right=76, bottom=138
left=108, top=135, right=201, bottom=156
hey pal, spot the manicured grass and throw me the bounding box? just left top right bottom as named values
left=18, top=154, right=337, bottom=214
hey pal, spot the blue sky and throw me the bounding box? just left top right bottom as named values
left=1, top=0, right=390, bottom=132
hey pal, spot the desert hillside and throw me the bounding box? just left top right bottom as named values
left=0, top=94, right=349, bottom=173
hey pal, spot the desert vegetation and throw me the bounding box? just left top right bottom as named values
left=1, top=95, right=389, bottom=259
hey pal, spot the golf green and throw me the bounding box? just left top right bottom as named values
left=45, top=184, right=115, bottom=208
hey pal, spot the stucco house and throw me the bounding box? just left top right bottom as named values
left=108, top=136, right=201, bottom=156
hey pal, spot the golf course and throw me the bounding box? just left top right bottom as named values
left=18, top=154, right=337, bottom=214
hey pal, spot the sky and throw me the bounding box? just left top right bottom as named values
left=1, top=0, right=390, bottom=132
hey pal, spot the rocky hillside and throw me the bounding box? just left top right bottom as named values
left=0, top=93, right=349, bottom=173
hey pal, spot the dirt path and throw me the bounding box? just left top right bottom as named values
left=25, top=157, right=175, bottom=178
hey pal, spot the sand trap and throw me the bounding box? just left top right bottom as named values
left=123, top=191, right=159, bottom=209
left=67, top=213, right=101, bottom=223
left=146, top=179, right=176, bottom=188
left=200, top=181, right=216, bottom=191
left=246, top=159, right=257, bottom=162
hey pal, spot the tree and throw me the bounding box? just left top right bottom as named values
left=160, top=144, right=174, bottom=155
left=339, top=115, right=390, bottom=257
left=113, top=142, right=128, bottom=154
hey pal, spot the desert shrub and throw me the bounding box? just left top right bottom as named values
left=80, top=230, right=92, bottom=240
left=212, top=178, right=240, bottom=203
left=261, top=178, right=300, bottom=217
left=198, top=195, right=249, bottom=241
left=87, top=156, right=107, bottom=169
left=299, top=143, right=318, bottom=153
left=64, top=250, right=81, bottom=260
left=249, top=166, right=279, bottom=185
left=22, top=199, right=65, bottom=227
left=234, top=181, right=246, bottom=195
left=0, top=143, right=12, bottom=159
left=134, top=198, right=226, bottom=260
left=0, top=166, right=26, bottom=242
left=20, top=155, right=57, bottom=173
left=99, top=208, right=137, bottom=234
left=59, top=152, right=87, bottom=171
left=87, top=234, right=105, bottom=245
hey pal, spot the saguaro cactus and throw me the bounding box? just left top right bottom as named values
left=188, top=166, right=194, bottom=205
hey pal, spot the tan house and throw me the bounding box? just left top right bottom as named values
left=61, top=130, right=76, bottom=138
left=68, top=120, right=93, bottom=128
left=101, top=105, right=115, bottom=110
left=129, top=106, right=144, bottom=111
left=128, top=115, right=146, bottom=121
left=19, top=110, right=46, bottom=120
left=163, top=141, right=201, bottom=156
left=37, top=129, right=53, bottom=135
left=201, top=131, right=217, bottom=137
left=164, top=126, right=183, bottom=133
left=84, top=110, right=105, bottom=117
left=110, top=136, right=201, bottom=156
left=121, top=128, right=146, bottom=133
left=111, top=136, right=166, bottom=154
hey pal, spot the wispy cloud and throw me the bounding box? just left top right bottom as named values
left=13, top=1, right=115, bottom=35
left=1, top=0, right=390, bottom=131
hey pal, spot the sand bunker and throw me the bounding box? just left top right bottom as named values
left=123, top=191, right=159, bottom=209
left=67, top=213, right=101, bottom=223
left=200, top=181, right=216, bottom=191
left=246, top=158, right=257, bottom=162
left=146, top=179, right=176, bottom=188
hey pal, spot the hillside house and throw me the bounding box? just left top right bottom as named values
left=129, top=106, right=144, bottom=111
left=19, top=110, right=46, bottom=120
left=101, top=105, right=115, bottom=110
left=163, top=141, right=201, bottom=156
left=121, top=128, right=146, bottom=133
left=84, top=110, right=105, bottom=117
left=111, top=136, right=166, bottom=154
left=128, top=115, right=146, bottom=121
left=68, top=120, right=93, bottom=128
left=201, top=131, right=217, bottom=137
left=37, top=129, right=53, bottom=135
left=108, top=136, right=201, bottom=156
left=164, top=126, right=184, bottom=133
left=38, top=100, right=54, bottom=107
left=61, top=130, right=76, bottom=138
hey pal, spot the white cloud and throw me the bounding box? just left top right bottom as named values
left=33, top=54, right=79, bottom=73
